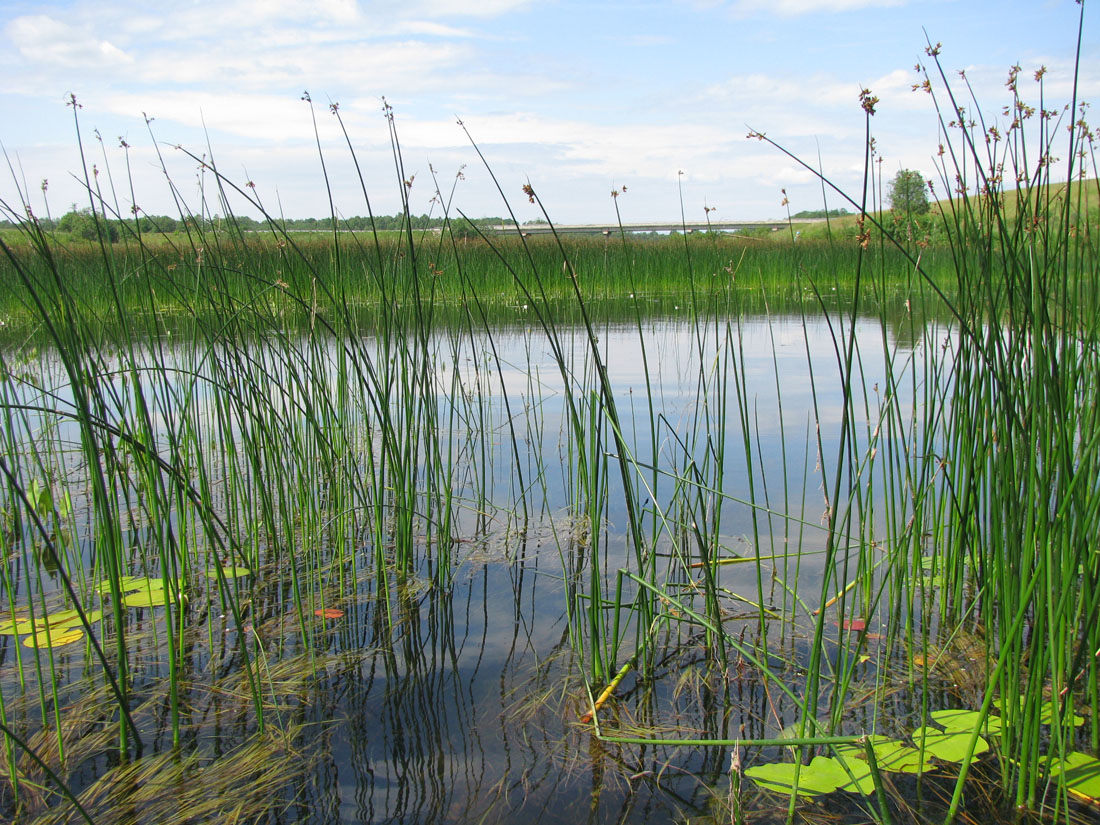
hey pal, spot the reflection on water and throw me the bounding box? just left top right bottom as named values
left=1, top=308, right=951, bottom=824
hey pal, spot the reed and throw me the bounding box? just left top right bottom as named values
left=0, top=15, right=1097, bottom=822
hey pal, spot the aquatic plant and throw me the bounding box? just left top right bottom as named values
left=0, top=7, right=1097, bottom=823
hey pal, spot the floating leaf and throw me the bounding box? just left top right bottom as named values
left=314, top=608, right=345, bottom=619
left=0, top=616, right=37, bottom=635
left=99, top=575, right=159, bottom=595
left=1047, top=752, right=1100, bottom=803
left=870, top=742, right=935, bottom=774
left=23, top=628, right=83, bottom=648
left=931, top=708, right=1002, bottom=736
left=2, top=608, right=103, bottom=635
left=778, top=720, right=817, bottom=740
left=990, top=699, right=1082, bottom=727
left=746, top=754, right=876, bottom=797
left=41, top=609, right=81, bottom=626
left=745, top=761, right=838, bottom=797
left=50, top=610, right=103, bottom=631
left=807, top=755, right=876, bottom=795
left=124, top=586, right=179, bottom=608
left=837, top=736, right=935, bottom=775
left=205, top=566, right=251, bottom=580
left=1039, top=703, right=1085, bottom=727
left=912, top=726, right=989, bottom=763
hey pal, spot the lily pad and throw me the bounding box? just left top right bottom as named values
left=991, top=698, right=1083, bottom=727
left=809, top=754, right=876, bottom=795
left=1047, top=751, right=1100, bottom=803
left=41, top=609, right=82, bottom=626
left=0, top=616, right=38, bottom=635
left=837, top=736, right=936, bottom=775
left=1038, top=703, right=1085, bottom=727
left=912, top=725, right=989, bottom=763
left=50, top=610, right=103, bottom=630
left=124, top=586, right=179, bottom=608
left=205, top=565, right=251, bottom=580
left=98, top=575, right=160, bottom=595
left=745, top=761, right=839, bottom=797
left=777, top=720, right=820, bottom=740
left=932, top=708, right=1003, bottom=736
left=23, top=628, right=83, bottom=648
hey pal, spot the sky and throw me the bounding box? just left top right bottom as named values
left=0, top=0, right=1096, bottom=225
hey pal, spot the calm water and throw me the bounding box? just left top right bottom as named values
left=1, top=308, right=952, bottom=824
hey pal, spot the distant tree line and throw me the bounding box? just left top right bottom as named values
left=790, top=208, right=852, bottom=219
left=0, top=209, right=515, bottom=239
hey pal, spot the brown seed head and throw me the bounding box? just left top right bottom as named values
left=859, top=88, right=879, bottom=115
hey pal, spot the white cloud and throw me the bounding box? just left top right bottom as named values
left=102, top=92, right=323, bottom=143
left=6, top=14, right=134, bottom=68
left=2, top=0, right=1093, bottom=225
left=130, top=38, right=473, bottom=93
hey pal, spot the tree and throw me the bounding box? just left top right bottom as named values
left=888, top=169, right=930, bottom=216
left=57, top=209, right=119, bottom=242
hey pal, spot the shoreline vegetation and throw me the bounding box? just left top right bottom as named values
left=2, top=8, right=1099, bottom=825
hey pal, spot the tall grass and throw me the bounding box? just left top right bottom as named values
left=560, top=9, right=1100, bottom=823
left=0, top=14, right=1097, bottom=823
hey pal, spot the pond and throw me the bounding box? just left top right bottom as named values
left=0, top=296, right=1092, bottom=825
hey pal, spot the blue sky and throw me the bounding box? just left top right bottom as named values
left=1, top=0, right=1095, bottom=224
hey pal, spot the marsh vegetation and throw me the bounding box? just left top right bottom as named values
left=1, top=19, right=1099, bottom=825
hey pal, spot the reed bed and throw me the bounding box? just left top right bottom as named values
left=0, top=13, right=1098, bottom=824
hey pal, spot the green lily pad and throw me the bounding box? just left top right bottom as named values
left=41, top=609, right=81, bottom=626
left=745, top=761, right=839, bottom=797
left=98, top=575, right=160, bottom=595
left=50, top=610, right=103, bottom=630
left=0, top=616, right=38, bottom=635
left=1047, top=751, right=1100, bottom=803
left=837, top=736, right=936, bottom=775
left=23, top=627, right=83, bottom=648
left=912, top=725, right=989, bottom=763
left=1039, top=704, right=1085, bottom=727
left=991, top=698, right=1083, bottom=727
left=932, top=708, right=1002, bottom=736
left=778, top=721, right=807, bottom=740
left=809, top=754, right=876, bottom=795
left=205, top=565, right=251, bottom=580
left=124, top=586, right=179, bottom=608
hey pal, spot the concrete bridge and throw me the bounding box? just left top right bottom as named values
left=493, top=218, right=825, bottom=236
